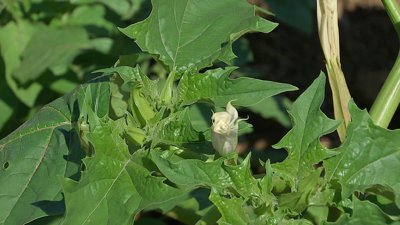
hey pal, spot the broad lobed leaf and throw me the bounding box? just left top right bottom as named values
left=176, top=67, right=297, bottom=107
left=94, top=65, right=159, bottom=99
left=324, top=196, right=399, bottom=225
left=0, top=20, right=44, bottom=107
left=272, top=73, right=341, bottom=190
left=120, top=0, right=277, bottom=75
left=12, top=26, right=91, bottom=85
left=152, top=151, right=262, bottom=198
left=0, top=75, right=110, bottom=225
left=61, top=107, right=190, bottom=225
left=209, top=188, right=250, bottom=225
left=325, top=100, right=400, bottom=206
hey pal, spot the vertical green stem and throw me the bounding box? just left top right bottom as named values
left=195, top=206, right=221, bottom=225
left=369, top=0, right=400, bottom=128
left=382, top=0, right=400, bottom=36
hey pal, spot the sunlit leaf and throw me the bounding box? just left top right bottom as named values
left=61, top=109, right=188, bottom=224
left=177, top=67, right=297, bottom=107
left=324, top=196, right=399, bottom=225
left=272, top=73, right=341, bottom=190
left=0, top=20, right=44, bottom=107
left=325, top=100, right=400, bottom=206
left=120, top=0, right=277, bottom=74
left=13, top=26, right=91, bottom=84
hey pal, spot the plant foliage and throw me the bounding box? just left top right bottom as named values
left=1, top=0, right=400, bottom=224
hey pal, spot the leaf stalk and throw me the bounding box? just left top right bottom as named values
left=369, top=0, right=400, bottom=128
left=195, top=206, right=221, bottom=225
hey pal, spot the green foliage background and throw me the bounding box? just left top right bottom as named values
left=0, top=0, right=152, bottom=139
left=6, top=1, right=397, bottom=225
left=0, top=0, right=314, bottom=139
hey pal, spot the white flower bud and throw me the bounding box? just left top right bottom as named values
left=211, top=100, right=246, bottom=156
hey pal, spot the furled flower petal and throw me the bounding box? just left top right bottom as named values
left=211, top=100, right=245, bottom=156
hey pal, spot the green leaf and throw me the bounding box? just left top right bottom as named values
left=277, top=168, right=324, bottom=213
left=13, top=26, right=91, bottom=85
left=153, top=147, right=223, bottom=185
left=176, top=188, right=213, bottom=216
left=148, top=108, right=215, bottom=156
left=325, top=100, right=400, bottom=205
left=71, top=0, right=148, bottom=20
left=0, top=75, right=16, bottom=131
left=61, top=112, right=187, bottom=225
left=0, top=74, right=110, bottom=225
left=119, top=0, right=278, bottom=74
left=177, top=67, right=297, bottom=107
left=248, top=95, right=293, bottom=128
left=0, top=20, right=44, bottom=107
left=108, top=72, right=130, bottom=119
left=324, top=196, right=399, bottom=225
left=265, top=0, right=314, bottom=35
left=189, top=103, right=213, bottom=132
left=303, top=206, right=329, bottom=225
left=143, top=191, right=193, bottom=214
left=276, top=218, right=314, bottom=225
left=259, top=160, right=275, bottom=204
left=366, top=194, right=400, bottom=221
left=230, top=37, right=254, bottom=67
left=26, top=214, right=64, bottom=225
left=272, top=73, right=341, bottom=190
left=101, top=56, right=139, bottom=120
left=249, top=160, right=277, bottom=222
left=152, top=151, right=262, bottom=200
left=49, top=78, right=79, bottom=95
left=94, top=65, right=159, bottom=99
left=90, top=38, right=114, bottom=54
left=68, top=4, right=117, bottom=35
left=365, top=184, right=400, bottom=212
left=95, top=64, right=161, bottom=121
left=209, top=188, right=250, bottom=225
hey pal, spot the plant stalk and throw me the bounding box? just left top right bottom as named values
left=195, top=206, right=221, bottom=225
left=317, top=0, right=352, bottom=142
left=369, top=0, right=400, bottom=128
left=382, top=0, right=400, bottom=37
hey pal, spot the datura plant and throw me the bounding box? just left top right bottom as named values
left=2, top=0, right=400, bottom=225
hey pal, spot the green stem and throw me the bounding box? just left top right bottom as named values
left=159, top=206, right=202, bottom=225
left=195, top=206, right=221, bottom=225
left=382, top=0, right=400, bottom=36
left=369, top=0, right=400, bottom=128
